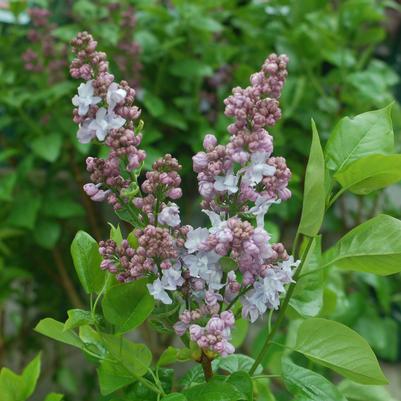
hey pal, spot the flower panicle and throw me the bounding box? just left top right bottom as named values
left=70, top=32, right=299, bottom=358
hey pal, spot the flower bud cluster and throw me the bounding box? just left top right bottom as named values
left=189, top=311, right=236, bottom=356
left=22, top=7, right=68, bottom=83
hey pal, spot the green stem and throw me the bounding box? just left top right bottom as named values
left=249, top=236, right=314, bottom=375
left=327, top=188, right=346, bottom=209
left=224, top=285, right=252, bottom=312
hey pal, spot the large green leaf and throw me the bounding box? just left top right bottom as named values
left=322, top=214, right=401, bottom=275
left=325, top=105, right=393, bottom=172
left=183, top=382, right=244, bottom=401
left=294, top=318, right=388, bottom=385
left=290, top=236, right=323, bottom=317
left=97, top=360, right=136, bottom=395
left=217, top=354, right=262, bottom=375
left=34, top=318, right=83, bottom=349
left=70, top=231, right=104, bottom=294
left=334, top=154, right=401, bottom=194
left=282, top=357, right=347, bottom=401
left=102, top=279, right=155, bottom=334
left=226, top=372, right=253, bottom=401
left=298, top=120, right=325, bottom=236
left=338, top=380, right=397, bottom=401
left=102, top=335, right=152, bottom=378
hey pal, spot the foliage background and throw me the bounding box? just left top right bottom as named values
left=1, top=0, right=401, bottom=400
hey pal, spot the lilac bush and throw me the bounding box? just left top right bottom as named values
left=34, top=30, right=401, bottom=400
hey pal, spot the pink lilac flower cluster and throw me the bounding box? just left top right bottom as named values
left=110, top=4, right=142, bottom=88
left=70, top=33, right=298, bottom=358
left=22, top=7, right=68, bottom=83
left=70, top=32, right=144, bottom=210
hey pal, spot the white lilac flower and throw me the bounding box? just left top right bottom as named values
left=158, top=203, right=181, bottom=227
left=88, top=107, right=126, bottom=141
left=276, top=256, right=299, bottom=283
left=241, top=151, right=276, bottom=186
left=249, top=196, right=279, bottom=227
left=184, top=227, right=209, bottom=253
left=77, top=120, right=96, bottom=144
left=147, top=278, right=172, bottom=304
left=242, top=267, right=294, bottom=322
left=72, top=80, right=101, bottom=116
left=183, top=254, right=209, bottom=278
left=202, top=210, right=232, bottom=243
left=161, top=265, right=184, bottom=290
left=107, top=82, right=127, bottom=111
left=214, top=169, right=239, bottom=194
left=183, top=251, right=223, bottom=290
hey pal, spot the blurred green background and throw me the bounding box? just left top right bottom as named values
left=1, top=0, right=401, bottom=399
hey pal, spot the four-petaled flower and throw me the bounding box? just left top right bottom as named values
left=242, top=151, right=276, bottom=186
left=88, top=107, right=126, bottom=141
left=214, top=169, right=239, bottom=194
left=107, top=82, right=127, bottom=111
left=72, top=80, right=101, bottom=116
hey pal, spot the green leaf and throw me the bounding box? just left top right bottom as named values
left=334, top=154, right=401, bottom=194
left=183, top=382, right=244, bottom=401
left=31, top=133, right=62, bottom=162
left=8, top=192, right=41, bottom=229
left=217, top=354, right=262, bottom=375
left=282, top=357, right=347, bottom=401
left=338, top=379, right=397, bottom=401
left=21, top=353, right=41, bottom=399
left=325, top=105, right=394, bottom=172
left=102, top=335, right=152, bottom=378
left=0, top=172, right=17, bottom=201
left=109, top=223, right=123, bottom=245
left=226, top=371, right=253, bottom=401
left=322, top=214, right=401, bottom=275
left=102, top=279, right=155, bottom=334
left=42, top=198, right=85, bottom=219
left=43, top=393, right=64, bottom=401
left=97, top=360, right=136, bottom=395
left=290, top=236, right=323, bottom=317
left=33, top=219, right=61, bottom=249
left=298, top=120, right=325, bottom=236
left=161, top=394, right=187, bottom=401
left=294, top=318, right=388, bottom=385
left=157, top=346, right=191, bottom=367
left=71, top=231, right=104, bottom=294
left=64, top=309, right=95, bottom=331
left=220, top=257, right=238, bottom=273
left=142, top=90, right=165, bottom=117
left=0, top=368, right=24, bottom=401
left=34, top=318, right=83, bottom=349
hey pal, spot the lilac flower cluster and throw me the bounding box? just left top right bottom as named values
left=22, top=8, right=68, bottom=83
left=111, top=4, right=142, bottom=88
left=70, top=32, right=144, bottom=210
left=70, top=33, right=298, bottom=359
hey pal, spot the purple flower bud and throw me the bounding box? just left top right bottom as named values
left=203, top=134, right=217, bottom=151
left=83, top=183, right=99, bottom=197
left=189, top=324, right=203, bottom=341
